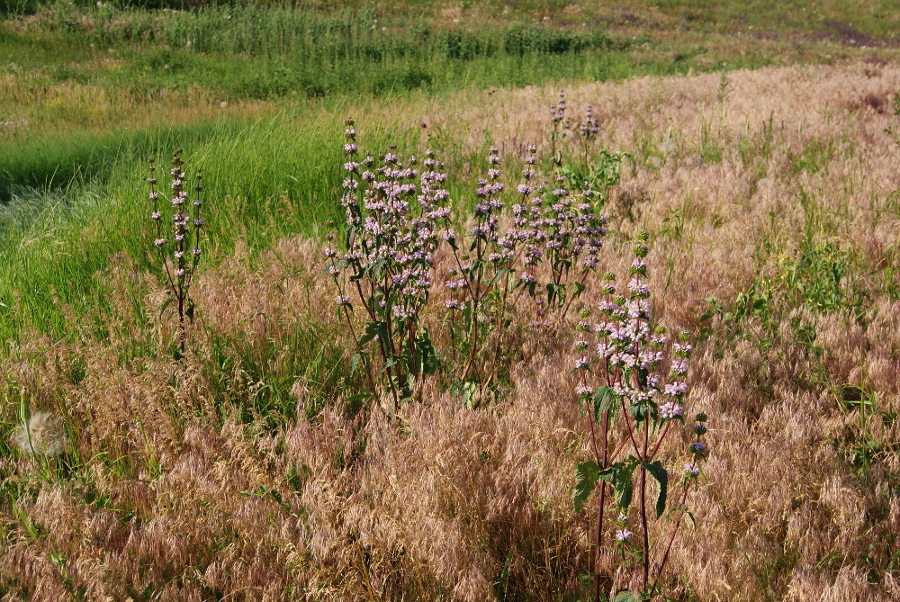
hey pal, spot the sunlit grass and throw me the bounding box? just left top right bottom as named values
left=1, top=2, right=899, bottom=599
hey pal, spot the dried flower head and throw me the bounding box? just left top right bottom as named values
left=12, top=412, right=69, bottom=456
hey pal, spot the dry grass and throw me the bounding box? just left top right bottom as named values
left=0, top=70, right=272, bottom=140
left=2, top=61, right=900, bottom=600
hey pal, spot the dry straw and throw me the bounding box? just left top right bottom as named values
left=2, top=62, right=899, bottom=600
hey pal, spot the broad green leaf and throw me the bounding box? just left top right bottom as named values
left=592, top=386, right=619, bottom=424
left=159, top=296, right=176, bottom=318
left=415, top=328, right=439, bottom=375
left=614, top=592, right=640, bottom=602
left=546, top=283, right=559, bottom=304
left=349, top=352, right=363, bottom=377
left=359, top=321, right=387, bottom=347
left=613, top=461, right=635, bottom=509
left=488, top=267, right=512, bottom=287
left=630, top=401, right=650, bottom=422
left=645, top=461, right=668, bottom=518
left=573, top=460, right=600, bottom=513
left=344, top=392, right=371, bottom=406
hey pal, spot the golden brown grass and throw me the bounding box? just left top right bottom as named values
left=2, top=61, right=900, bottom=600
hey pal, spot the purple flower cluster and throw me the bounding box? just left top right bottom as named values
left=578, top=105, right=600, bottom=139
left=550, top=90, right=566, bottom=124
left=470, top=148, right=507, bottom=249
left=574, top=235, right=692, bottom=424
left=148, top=150, right=205, bottom=285
left=327, top=120, right=451, bottom=325
left=442, top=149, right=515, bottom=320
left=689, top=412, right=709, bottom=462
left=511, top=157, right=607, bottom=309
left=147, top=148, right=207, bottom=353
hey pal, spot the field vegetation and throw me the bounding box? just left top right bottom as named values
left=1, top=1, right=900, bottom=600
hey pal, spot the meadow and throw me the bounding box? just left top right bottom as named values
left=1, top=1, right=900, bottom=600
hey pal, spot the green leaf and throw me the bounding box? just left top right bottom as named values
left=613, top=461, right=636, bottom=509
left=488, top=267, right=512, bottom=287
left=592, top=386, right=619, bottom=424
left=415, top=329, right=439, bottom=375
left=645, top=461, right=668, bottom=518
left=344, top=393, right=371, bottom=408
left=359, top=321, right=387, bottom=346
left=159, top=296, right=177, bottom=318
left=349, top=352, right=363, bottom=377
left=614, top=592, right=640, bottom=602
left=699, top=296, right=723, bottom=322
left=573, top=460, right=600, bottom=513
left=451, top=380, right=479, bottom=409
left=630, top=401, right=650, bottom=422
left=546, top=283, right=559, bottom=304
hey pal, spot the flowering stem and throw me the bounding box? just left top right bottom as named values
left=619, top=395, right=642, bottom=458
left=339, top=303, right=377, bottom=396
left=639, top=467, right=650, bottom=589
left=177, top=295, right=185, bottom=354
left=639, top=423, right=650, bottom=589
left=555, top=269, right=590, bottom=327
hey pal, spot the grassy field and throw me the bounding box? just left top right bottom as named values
left=1, top=2, right=900, bottom=601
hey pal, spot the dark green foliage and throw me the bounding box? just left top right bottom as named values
left=0, top=121, right=243, bottom=203
left=1, top=5, right=632, bottom=102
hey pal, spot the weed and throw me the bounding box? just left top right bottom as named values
left=147, top=149, right=206, bottom=357
left=572, top=234, right=707, bottom=601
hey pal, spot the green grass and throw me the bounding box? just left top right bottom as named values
left=0, top=121, right=252, bottom=202
left=0, top=111, right=414, bottom=341
left=0, top=0, right=897, bottom=344
left=1, top=4, right=626, bottom=99
left=6, top=0, right=828, bottom=112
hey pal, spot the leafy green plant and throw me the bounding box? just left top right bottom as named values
left=572, top=234, right=708, bottom=601
left=325, top=121, right=446, bottom=411
left=548, top=91, right=629, bottom=205
left=325, top=98, right=625, bottom=410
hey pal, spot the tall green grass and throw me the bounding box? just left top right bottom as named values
left=34, top=5, right=614, bottom=58
left=0, top=111, right=418, bottom=342
left=0, top=121, right=249, bottom=203
left=3, top=4, right=644, bottom=101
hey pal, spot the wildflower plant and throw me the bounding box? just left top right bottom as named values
left=329, top=104, right=627, bottom=409
left=325, top=119, right=448, bottom=410
left=548, top=90, right=629, bottom=207
left=512, top=151, right=608, bottom=322
left=147, top=148, right=206, bottom=357
left=572, top=233, right=708, bottom=601
left=441, top=147, right=520, bottom=388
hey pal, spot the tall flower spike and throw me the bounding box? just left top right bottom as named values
left=147, top=148, right=207, bottom=355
